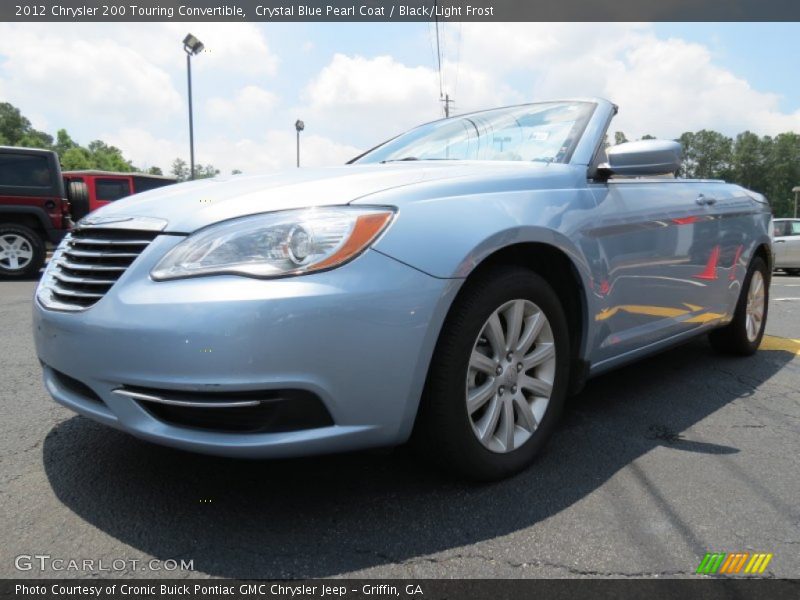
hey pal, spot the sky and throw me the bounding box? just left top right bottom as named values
left=0, top=21, right=798, bottom=175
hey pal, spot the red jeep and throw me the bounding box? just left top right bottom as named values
left=0, top=146, right=72, bottom=278
left=62, top=170, right=177, bottom=220
left=1, top=148, right=179, bottom=278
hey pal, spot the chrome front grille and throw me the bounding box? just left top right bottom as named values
left=39, top=228, right=158, bottom=311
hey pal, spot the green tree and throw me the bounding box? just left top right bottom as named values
left=731, top=131, right=770, bottom=193
left=0, top=102, right=53, bottom=148
left=60, top=147, right=93, bottom=170
left=170, top=159, right=220, bottom=181
left=54, top=129, right=79, bottom=157
left=763, top=132, right=800, bottom=218
left=195, top=164, right=220, bottom=179
left=146, top=166, right=163, bottom=176
left=231, top=169, right=242, bottom=175
left=171, top=158, right=190, bottom=181
left=86, top=140, right=135, bottom=172
left=613, top=131, right=628, bottom=145
left=678, top=130, right=733, bottom=180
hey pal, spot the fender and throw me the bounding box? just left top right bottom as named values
left=0, top=205, right=52, bottom=230
left=353, top=172, right=601, bottom=360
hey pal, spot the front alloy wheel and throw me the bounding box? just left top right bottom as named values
left=414, top=266, right=570, bottom=480
left=467, top=299, right=556, bottom=453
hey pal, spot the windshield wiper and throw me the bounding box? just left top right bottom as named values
left=379, top=157, right=462, bottom=164
left=380, top=157, right=419, bottom=163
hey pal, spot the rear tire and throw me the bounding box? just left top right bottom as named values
left=709, top=256, right=769, bottom=356
left=412, top=266, right=570, bottom=481
left=786, top=268, right=800, bottom=276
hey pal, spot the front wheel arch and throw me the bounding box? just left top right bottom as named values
left=456, top=242, right=589, bottom=392
left=409, top=242, right=590, bottom=441
left=411, top=264, right=572, bottom=479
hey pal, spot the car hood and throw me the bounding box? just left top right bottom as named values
left=83, top=162, right=554, bottom=233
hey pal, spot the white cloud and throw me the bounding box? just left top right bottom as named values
left=0, top=25, right=182, bottom=125
left=455, top=23, right=800, bottom=138
left=606, top=36, right=800, bottom=138
left=300, top=53, right=518, bottom=146
left=206, top=85, right=279, bottom=123
left=163, top=23, right=279, bottom=76
left=106, top=127, right=358, bottom=175
left=0, top=22, right=280, bottom=145
left=2, top=21, right=799, bottom=179
left=103, top=128, right=183, bottom=174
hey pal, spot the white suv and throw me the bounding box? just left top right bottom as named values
left=773, top=218, right=800, bottom=275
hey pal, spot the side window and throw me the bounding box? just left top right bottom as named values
left=0, top=154, right=52, bottom=188
left=95, top=178, right=131, bottom=201
left=791, top=221, right=800, bottom=236
left=774, top=222, right=793, bottom=237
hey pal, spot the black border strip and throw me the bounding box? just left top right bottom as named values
left=4, top=1, right=800, bottom=22
left=3, top=579, right=800, bottom=600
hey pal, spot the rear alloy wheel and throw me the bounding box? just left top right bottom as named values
left=709, top=256, right=769, bottom=356
left=0, top=225, right=45, bottom=278
left=413, top=266, right=570, bottom=480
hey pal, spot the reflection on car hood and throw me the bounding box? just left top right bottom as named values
left=80, top=162, right=551, bottom=232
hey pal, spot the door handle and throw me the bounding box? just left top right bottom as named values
left=696, top=194, right=717, bottom=206
left=775, top=239, right=786, bottom=243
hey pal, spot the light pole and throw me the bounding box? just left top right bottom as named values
left=793, top=186, right=800, bottom=218
left=295, top=120, right=305, bottom=168
left=183, top=33, right=204, bottom=180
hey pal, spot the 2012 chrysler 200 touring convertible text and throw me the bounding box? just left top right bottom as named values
left=34, top=99, right=772, bottom=479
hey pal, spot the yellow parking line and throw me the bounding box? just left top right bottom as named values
left=760, top=336, right=800, bottom=355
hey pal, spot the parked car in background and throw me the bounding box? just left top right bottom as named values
left=34, top=99, right=772, bottom=480
left=0, top=146, right=72, bottom=277
left=1, top=148, right=179, bottom=278
left=63, top=170, right=177, bottom=220
left=773, top=218, right=800, bottom=275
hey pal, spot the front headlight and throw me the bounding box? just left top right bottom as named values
left=151, top=206, right=395, bottom=280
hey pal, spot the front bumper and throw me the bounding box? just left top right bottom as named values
left=34, top=237, right=458, bottom=458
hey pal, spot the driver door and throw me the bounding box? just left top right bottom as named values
left=585, top=179, right=725, bottom=363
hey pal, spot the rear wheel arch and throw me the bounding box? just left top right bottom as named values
left=752, top=242, right=772, bottom=276
left=0, top=211, right=47, bottom=239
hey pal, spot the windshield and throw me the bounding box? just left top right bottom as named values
left=355, top=101, right=595, bottom=165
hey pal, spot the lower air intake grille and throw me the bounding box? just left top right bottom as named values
left=40, top=228, right=158, bottom=310
left=118, top=387, right=335, bottom=434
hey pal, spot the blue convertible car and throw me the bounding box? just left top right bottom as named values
left=34, top=98, right=772, bottom=479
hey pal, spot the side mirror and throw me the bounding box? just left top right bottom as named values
left=601, top=140, right=682, bottom=177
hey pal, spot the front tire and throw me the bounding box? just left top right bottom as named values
left=413, top=267, right=570, bottom=481
left=0, top=224, right=45, bottom=278
left=709, top=256, right=769, bottom=356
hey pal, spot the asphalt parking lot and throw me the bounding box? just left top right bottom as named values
left=1, top=274, right=799, bottom=579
